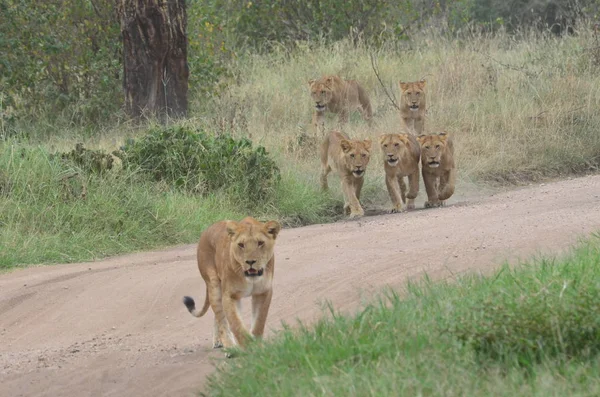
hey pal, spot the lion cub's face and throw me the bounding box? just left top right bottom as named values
left=308, top=77, right=334, bottom=112
left=399, top=80, right=426, bottom=111
left=379, top=133, right=411, bottom=167
left=227, top=220, right=281, bottom=278
left=340, top=138, right=372, bottom=178
left=417, top=133, right=448, bottom=169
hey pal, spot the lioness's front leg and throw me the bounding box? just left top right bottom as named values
left=413, top=117, right=425, bottom=135
left=385, top=174, right=404, bottom=213
left=342, top=177, right=364, bottom=218
left=250, top=290, right=272, bottom=338
left=312, top=111, right=325, bottom=135
left=423, top=171, right=441, bottom=208
left=223, top=295, right=251, bottom=347
left=438, top=168, right=456, bottom=202
left=206, top=278, right=232, bottom=348
left=406, top=170, right=420, bottom=210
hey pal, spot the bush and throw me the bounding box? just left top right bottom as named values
left=117, top=126, right=280, bottom=204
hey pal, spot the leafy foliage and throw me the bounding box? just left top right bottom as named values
left=117, top=126, right=280, bottom=204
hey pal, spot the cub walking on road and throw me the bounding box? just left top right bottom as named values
left=399, top=79, right=427, bottom=135
left=379, top=133, right=421, bottom=212
left=321, top=130, right=372, bottom=218
left=183, top=217, right=281, bottom=351
left=417, top=132, right=456, bottom=208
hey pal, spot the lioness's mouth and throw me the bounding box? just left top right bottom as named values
left=409, top=104, right=419, bottom=110
left=428, top=161, right=440, bottom=168
left=244, top=268, right=264, bottom=277
left=315, top=104, right=326, bottom=111
left=387, top=158, right=399, bottom=166
left=353, top=170, right=365, bottom=177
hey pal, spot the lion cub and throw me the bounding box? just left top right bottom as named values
left=308, top=75, right=373, bottom=134
left=417, top=132, right=456, bottom=208
left=379, top=133, right=421, bottom=212
left=183, top=217, right=281, bottom=350
left=321, top=130, right=372, bottom=218
left=399, top=79, right=427, bottom=135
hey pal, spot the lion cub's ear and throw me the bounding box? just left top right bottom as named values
left=363, top=138, right=372, bottom=151
left=263, top=221, right=281, bottom=239
left=226, top=221, right=239, bottom=238
left=340, top=139, right=352, bottom=153
left=399, top=81, right=408, bottom=91
left=308, top=79, right=315, bottom=86
left=418, top=79, right=427, bottom=88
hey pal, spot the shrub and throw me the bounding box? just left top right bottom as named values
left=117, top=125, right=280, bottom=204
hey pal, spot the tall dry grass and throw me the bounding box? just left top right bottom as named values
left=193, top=26, right=600, bottom=188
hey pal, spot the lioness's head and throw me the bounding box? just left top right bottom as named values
left=417, top=132, right=449, bottom=169
left=379, top=133, right=411, bottom=167
left=340, top=138, right=372, bottom=178
left=226, top=220, right=281, bottom=278
left=399, top=80, right=426, bottom=111
left=308, top=76, right=335, bottom=112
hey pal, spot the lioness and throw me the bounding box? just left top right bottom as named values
left=308, top=75, right=373, bottom=134
left=321, top=130, right=372, bottom=218
left=399, top=79, right=427, bottom=135
left=183, top=217, right=281, bottom=350
left=379, top=133, right=420, bottom=212
left=417, top=132, right=456, bottom=208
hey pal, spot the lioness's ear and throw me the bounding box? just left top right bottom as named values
left=378, top=134, right=388, bottom=145
left=325, top=76, right=334, bottom=87
left=308, top=79, right=315, bottom=86
left=438, top=132, right=448, bottom=141
left=417, top=134, right=426, bottom=144
left=264, top=221, right=281, bottom=239
left=340, top=139, right=352, bottom=153
left=399, top=81, right=408, bottom=91
left=419, top=79, right=427, bottom=88
left=363, top=138, right=372, bottom=151
left=226, top=221, right=239, bottom=238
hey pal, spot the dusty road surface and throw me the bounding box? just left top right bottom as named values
left=1, top=175, right=600, bottom=397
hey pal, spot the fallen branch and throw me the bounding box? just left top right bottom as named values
left=369, top=52, right=401, bottom=111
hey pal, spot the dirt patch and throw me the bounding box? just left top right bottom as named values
left=1, top=175, right=599, bottom=396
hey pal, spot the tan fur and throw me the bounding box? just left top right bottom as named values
left=320, top=130, right=372, bottom=218
left=308, top=75, right=373, bottom=134
left=379, top=133, right=421, bottom=212
left=417, top=132, right=456, bottom=208
left=183, top=217, right=281, bottom=351
left=399, top=80, right=427, bottom=135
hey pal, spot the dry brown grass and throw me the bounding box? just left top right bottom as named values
left=191, top=26, right=600, bottom=195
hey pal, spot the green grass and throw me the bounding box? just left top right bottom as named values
left=205, top=236, right=600, bottom=396
left=0, top=143, right=338, bottom=268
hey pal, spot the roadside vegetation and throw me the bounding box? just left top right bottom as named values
left=205, top=235, right=600, bottom=396
left=2, top=1, right=600, bottom=267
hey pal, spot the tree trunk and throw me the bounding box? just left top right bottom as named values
left=117, top=0, right=189, bottom=121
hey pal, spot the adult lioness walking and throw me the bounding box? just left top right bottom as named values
left=183, top=217, right=281, bottom=351
left=417, top=132, right=456, bottom=208
left=321, top=130, right=372, bottom=218
left=308, top=75, right=373, bottom=134
left=379, top=133, right=421, bottom=212
left=399, top=79, right=427, bottom=135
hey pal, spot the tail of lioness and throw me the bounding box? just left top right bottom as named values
left=183, top=289, right=210, bottom=318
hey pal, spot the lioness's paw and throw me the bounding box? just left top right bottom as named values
left=213, top=341, right=223, bottom=349
left=406, top=202, right=415, bottom=210
left=390, top=207, right=405, bottom=214
left=424, top=201, right=441, bottom=208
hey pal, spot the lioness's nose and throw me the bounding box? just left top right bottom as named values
left=246, top=260, right=256, bottom=266
left=387, top=154, right=394, bottom=158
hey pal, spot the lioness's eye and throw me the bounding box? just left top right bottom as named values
left=238, top=243, right=245, bottom=249
left=361, top=154, right=366, bottom=158
left=425, top=146, right=430, bottom=149
left=435, top=144, right=440, bottom=149
left=321, top=90, right=325, bottom=94
left=416, top=92, right=420, bottom=95
left=350, top=154, right=355, bottom=158
left=394, top=143, right=399, bottom=147
left=383, top=144, right=387, bottom=148
left=257, top=241, right=264, bottom=247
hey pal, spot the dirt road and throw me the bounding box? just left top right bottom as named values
left=1, top=175, right=599, bottom=397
